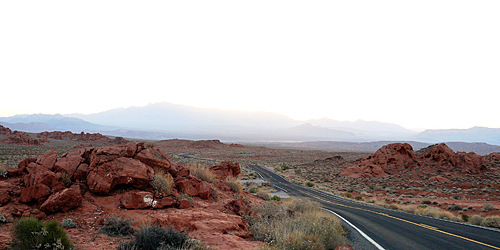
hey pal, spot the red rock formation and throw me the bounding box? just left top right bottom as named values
left=178, top=199, right=191, bottom=209
left=339, top=165, right=388, bottom=178
left=39, top=183, right=83, bottom=214
left=54, top=148, right=86, bottom=177
left=134, top=147, right=171, bottom=173
left=3, top=131, right=43, bottom=145
left=36, top=149, right=57, bottom=171
left=87, top=157, right=153, bottom=195
left=209, top=161, right=241, bottom=179
left=0, top=125, right=11, bottom=135
left=120, top=191, right=155, bottom=209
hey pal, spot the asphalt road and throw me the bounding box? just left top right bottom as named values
left=247, top=164, right=500, bottom=250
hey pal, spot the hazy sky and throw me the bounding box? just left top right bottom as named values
left=1, top=1, right=499, bottom=130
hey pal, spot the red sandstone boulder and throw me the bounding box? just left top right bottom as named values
left=170, top=163, right=190, bottom=177
left=87, top=157, right=153, bottom=195
left=89, top=143, right=138, bottom=168
left=155, top=197, right=177, bottom=209
left=54, top=148, right=85, bottom=176
left=175, top=177, right=198, bottom=197
left=209, top=161, right=240, bottom=179
left=134, top=147, right=171, bottom=173
left=39, top=184, right=82, bottom=214
left=195, top=181, right=211, bottom=199
left=120, top=191, right=155, bottom=209
left=36, top=149, right=57, bottom=171
left=72, top=163, right=88, bottom=181
left=178, top=199, right=191, bottom=209
left=422, top=143, right=486, bottom=173
left=18, top=157, right=37, bottom=172
left=24, top=163, right=57, bottom=188
left=20, top=184, right=51, bottom=203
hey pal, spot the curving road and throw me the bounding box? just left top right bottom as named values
left=247, top=164, right=500, bottom=250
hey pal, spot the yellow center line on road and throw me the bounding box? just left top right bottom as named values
left=307, top=193, right=500, bottom=250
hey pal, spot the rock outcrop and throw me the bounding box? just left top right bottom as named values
left=340, top=143, right=489, bottom=178
left=209, top=161, right=240, bottom=179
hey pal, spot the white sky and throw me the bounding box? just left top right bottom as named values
left=1, top=1, right=499, bottom=130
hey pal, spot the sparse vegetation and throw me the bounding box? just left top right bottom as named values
left=177, top=194, right=194, bottom=205
left=249, top=199, right=347, bottom=250
left=225, top=176, right=242, bottom=193
left=117, top=225, right=203, bottom=250
left=305, top=182, right=315, bottom=187
left=0, top=161, right=7, bottom=178
left=186, top=165, right=216, bottom=183
left=0, top=214, right=7, bottom=224
left=482, top=203, right=495, bottom=212
left=480, top=216, right=500, bottom=229
left=256, top=191, right=271, bottom=201
left=100, top=214, right=135, bottom=237
left=60, top=172, right=72, bottom=185
left=342, top=192, right=352, bottom=198
left=10, top=217, right=73, bottom=250
left=271, top=195, right=281, bottom=201
left=469, top=215, right=483, bottom=225
left=354, top=196, right=363, bottom=201
left=151, top=170, right=174, bottom=195
left=61, top=218, right=77, bottom=229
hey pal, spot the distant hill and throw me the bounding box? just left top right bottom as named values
left=0, top=114, right=117, bottom=132
left=260, top=141, right=500, bottom=155
left=414, top=127, right=500, bottom=145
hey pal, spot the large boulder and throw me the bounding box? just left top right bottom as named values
left=20, top=184, right=51, bottom=203
left=209, top=161, right=240, bottom=179
left=24, top=163, right=57, bottom=188
left=39, top=184, right=82, bottom=214
left=89, top=143, right=138, bottom=168
left=87, top=157, right=153, bottom=195
left=36, top=149, right=57, bottom=171
left=134, top=147, right=171, bottom=173
left=195, top=181, right=211, bottom=199
left=120, top=191, right=155, bottom=209
left=175, top=177, right=198, bottom=197
left=54, top=148, right=86, bottom=176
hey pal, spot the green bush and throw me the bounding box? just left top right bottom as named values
left=305, top=182, right=315, bottom=187
left=61, top=218, right=77, bottom=229
left=249, top=187, right=257, bottom=193
left=422, top=200, right=432, bottom=205
left=100, top=214, right=135, bottom=237
left=177, top=194, right=194, bottom=205
left=294, top=169, right=301, bottom=174
left=117, top=225, right=202, bottom=250
left=342, top=192, right=352, bottom=198
left=461, top=214, right=470, bottom=222
left=10, top=217, right=73, bottom=250
left=282, top=164, right=290, bottom=170
left=448, top=205, right=462, bottom=211
left=355, top=196, right=363, bottom=201
left=271, top=195, right=281, bottom=201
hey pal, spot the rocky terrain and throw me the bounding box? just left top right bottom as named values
left=0, top=142, right=266, bottom=249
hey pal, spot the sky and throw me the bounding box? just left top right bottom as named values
left=1, top=1, right=499, bottom=130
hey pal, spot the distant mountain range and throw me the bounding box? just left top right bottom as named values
left=0, top=102, right=499, bottom=147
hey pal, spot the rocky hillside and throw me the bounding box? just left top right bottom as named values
left=0, top=142, right=265, bottom=249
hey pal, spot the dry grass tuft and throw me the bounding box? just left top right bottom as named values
left=186, top=164, right=217, bottom=183
left=151, top=170, right=174, bottom=195
left=481, top=216, right=500, bottom=228
left=225, top=176, right=242, bottom=193
left=249, top=198, right=348, bottom=250
left=469, top=215, right=484, bottom=225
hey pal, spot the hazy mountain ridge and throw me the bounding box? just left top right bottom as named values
left=1, top=102, right=499, bottom=146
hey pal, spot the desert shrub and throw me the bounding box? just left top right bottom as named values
left=482, top=203, right=495, bottom=212
left=354, top=196, right=363, bottom=201
left=448, top=205, right=462, bottom=211
left=249, top=187, right=257, bottom=193
left=151, top=171, right=174, bottom=195
left=481, top=216, right=500, bottom=229
left=100, top=214, right=135, bottom=237
left=0, top=162, right=7, bottom=178
left=60, top=172, right=72, bottom=185
left=10, top=217, right=73, bottom=250
left=305, top=182, right=315, bottom=187
left=0, top=214, right=7, bottom=224
left=61, top=218, right=77, bottom=229
left=461, top=214, right=470, bottom=222
left=469, top=215, right=484, bottom=225
left=210, top=187, right=219, bottom=200
left=271, top=195, right=281, bottom=201
left=186, top=165, right=216, bottom=183
left=256, top=191, right=271, bottom=201
left=294, top=169, right=301, bottom=174
left=422, top=200, right=432, bottom=205
left=117, top=225, right=199, bottom=250
left=342, top=192, right=352, bottom=198
left=225, top=176, right=242, bottom=193
left=389, top=204, right=399, bottom=210
left=249, top=199, right=347, bottom=249
left=177, top=194, right=194, bottom=205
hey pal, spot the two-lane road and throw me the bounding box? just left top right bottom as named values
left=248, top=164, right=500, bottom=250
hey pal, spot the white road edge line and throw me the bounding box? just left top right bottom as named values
left=324, top=208, right=385, bottom=250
